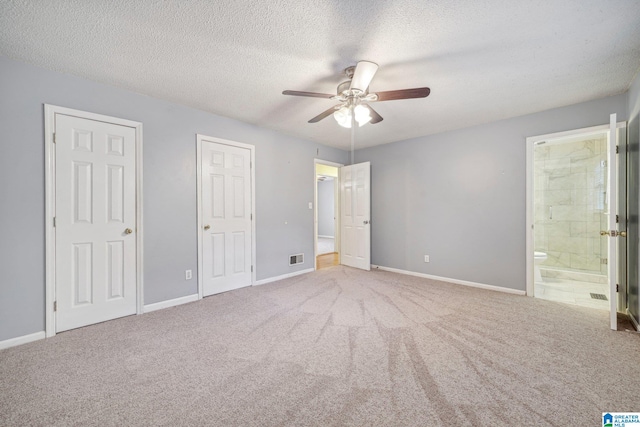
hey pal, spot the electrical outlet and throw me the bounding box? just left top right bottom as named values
left=424, top=255, right=430, bottom=263
left=185, top=270, right=192, bottom=280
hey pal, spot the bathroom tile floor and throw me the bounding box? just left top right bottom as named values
left=534, top=277, right=609, bottom=310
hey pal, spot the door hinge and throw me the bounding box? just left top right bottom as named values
left=53, top=217, right=56, bottom=227
left=53, top=301, right=57, bottom=312
left=251, top=213, right=253, bottom=220
left=53, top=133, right=56, bottom=143
left=616, top=215, right=619, bottom=223
left=251, top=265, right=253, bottom=272
left=616, top=284, right=619, bottom=292
left=616, top=145, right=619, bottom=154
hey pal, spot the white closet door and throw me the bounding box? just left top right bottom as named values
left=340, top=162, right=371, bottom=270
left=201, top=140, right=252, bottom=296
left=55, top=114, right=137, bottom=332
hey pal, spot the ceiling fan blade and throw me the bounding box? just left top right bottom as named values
left=308, top=105, right=340, bottom=123
left=373, top=87, right=431, bottom=102
left=282, top=90, right=334, bottom=99
left=349, top=61, right=378, bottom=92
left=364, top=105, right=383, bottom=124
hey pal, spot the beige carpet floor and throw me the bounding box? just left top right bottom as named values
left=1, top=265, right=640, bottom=426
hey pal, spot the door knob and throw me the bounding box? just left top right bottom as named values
left=363, top=220, right=369, bottom=225
left=619, top=231, right=627, bottom=237
left=124, top=228, right=133, bottom=235
left=600, top=230, right=609, bottom=236
left=204, top=225, right=211, bottom=231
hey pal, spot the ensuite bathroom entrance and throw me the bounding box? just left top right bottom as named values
left=527, top=115, right=628, bottom=329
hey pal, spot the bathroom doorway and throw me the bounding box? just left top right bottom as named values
left=526, top=118, right=627, bottom=325
left=314, top=160, right=341, bottom=269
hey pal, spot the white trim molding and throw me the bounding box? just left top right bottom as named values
left=196, top=134, right=256, bottom=299
left=629, top=309, right=640, bottom=332
left=371, top=265, right=526, bottom=295
left=143, top=294, right=199, bottom=313
left=631, top=316, right=640, bottom=332
left=44, top=104, right=144, bottom=338
left=254, top=268, right=315, bottom=286
left=0, top=331, right=46, bottom=350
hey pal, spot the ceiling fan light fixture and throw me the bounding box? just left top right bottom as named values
left=333, top=105, right=372, bottom=128
left=354, top=104, right=372, bottom=126
left=284, top=60, right=429, bottom=126
left=334, top=106, right=352, bottom=128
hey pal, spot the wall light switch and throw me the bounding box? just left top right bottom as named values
left=424, top=255, right=430, bottom=263
left=308, top=202, right=313, bottom=209
left=185, top=270, right=192, bottom=280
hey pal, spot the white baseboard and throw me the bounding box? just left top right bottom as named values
left=318, top=235, right=335, bottom=239
left=0, top=331, right=46, bottom=350
left=628, top=309, right=640, bottom=332
left=144, top=294, right=199, bottom=313
left=371, top=265, right=526, bottom=296
left=254, top=268, right=315, bottom=286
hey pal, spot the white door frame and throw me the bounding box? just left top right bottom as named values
left=44, top=104, right=144, bottom=337
left=196, top=134, right=256, bottom=299
left=314, top=159, right=343, bottom=270
left=525, top=121, right=626, bottom=300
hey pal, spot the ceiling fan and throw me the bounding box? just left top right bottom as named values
left=282, top=61, right=430, bottom=128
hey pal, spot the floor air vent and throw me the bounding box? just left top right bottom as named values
left=590, top=293, right=608, bottom=301
left=289, top=253, right=304, bottom=266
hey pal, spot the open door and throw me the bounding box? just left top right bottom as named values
left=340, top=161, right=371, bottom=270
left=617, top=124, right=628, bottom=325
left=607, top=113, right=618, bottom=330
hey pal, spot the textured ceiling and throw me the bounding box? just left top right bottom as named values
left=1, top=0, right=640, bottom=150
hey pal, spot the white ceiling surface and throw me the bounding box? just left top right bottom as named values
left=1, top=1, right=640, bottom=150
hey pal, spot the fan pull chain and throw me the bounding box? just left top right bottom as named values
left=350, top=106, right=356, bottom=165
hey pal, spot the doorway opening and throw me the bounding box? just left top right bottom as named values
left=532, top=131, right=610, bottom=309
left=526, top=118, right=627, bottom=325
left=315, top=160, right=341, bottom=269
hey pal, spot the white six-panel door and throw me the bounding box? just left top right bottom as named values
left=200, top=139, right=253, bottom=296
left=55, top=113, right=137, bottom=332
left=340, top=162, right=371, bottom=270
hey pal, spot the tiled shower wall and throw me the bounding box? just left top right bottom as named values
left=534, top=135, right=607, bottom=275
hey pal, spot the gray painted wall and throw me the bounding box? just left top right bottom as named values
left=317, top=179, right=335, bottom=237
left=627, top=71, right=640, bottom=325
left=629, top=71, right=640, bottom=119
left=355, top=94, right=628, bottom=291
left=1, top=52, right=636, bottom=342
left=0, top=56, right=347, bottom=341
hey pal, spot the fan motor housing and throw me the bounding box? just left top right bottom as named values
left=344, top=65, right=356, bottom=79
left=337, top=81, right=351, bottom=95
